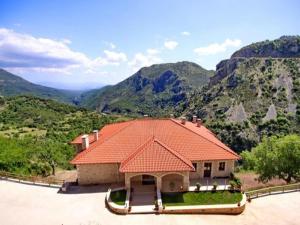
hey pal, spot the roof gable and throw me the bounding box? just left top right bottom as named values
left=119, top=137, right=194, bottom=173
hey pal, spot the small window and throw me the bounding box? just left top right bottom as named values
left=192, top=163, right=197, bottom=172
left=219, top=162, right=225, bottom=171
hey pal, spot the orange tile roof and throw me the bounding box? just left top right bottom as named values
left=120, top=137, right=194, bottom=173
left=70, top=119, right=240, bottom=169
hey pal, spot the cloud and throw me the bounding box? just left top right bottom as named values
left=194, top=39, right=242, bottom=55
left=110, top=43, right=116, bottom=49
left=146, top=48, right=160, bottom=55
left=0, top=28, right=90, bottom=70
left=0, top=28, right=127, bottom=74
left=181, top=31, right=190, bottom=36
left=128, top=49, right=162, bottom=72
left=164, top=40, right=178, bottom=50
left=103, top=50, right=127, bottom=64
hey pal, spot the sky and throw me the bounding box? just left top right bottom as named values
left=0, top=0, right=299, bottom=90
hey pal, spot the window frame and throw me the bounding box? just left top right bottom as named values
left=218, top=162, right=226, bottom=171
left=192, top=162, right=198, bottom=172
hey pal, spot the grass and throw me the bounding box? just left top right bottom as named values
left=162, top=191, right=243, bottom=206
left=110, top=190, right=127, bottom=205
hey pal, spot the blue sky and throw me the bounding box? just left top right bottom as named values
left=0, top=0, right=299, bottom=90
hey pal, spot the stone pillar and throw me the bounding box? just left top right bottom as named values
left=125, top=173, right=131, bottom=190
left=183, top=172, right=190, bottom=191
left=156, top=176, right=162, bottom=190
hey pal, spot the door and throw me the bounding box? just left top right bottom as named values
left=142, top=175, right=155, bottom=185
left=203, top=162, right=212, bottom=178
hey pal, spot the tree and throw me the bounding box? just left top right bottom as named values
left=242, top=135, right=300, bottom=183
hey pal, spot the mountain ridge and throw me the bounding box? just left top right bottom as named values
left=79, top=61, right=214, bottom=116
left=0, top=68, right=80, bottom=104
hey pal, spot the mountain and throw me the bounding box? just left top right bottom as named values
left=184, top=36, right=300, bottom=152
left=79, top=61, right=214, bottom=116
left=0, top=69, right=80, bottom=103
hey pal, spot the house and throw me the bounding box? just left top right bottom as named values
left=70, top=117, right=240, bottom=192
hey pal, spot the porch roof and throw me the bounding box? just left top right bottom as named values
left=119, top=137, right=195, bottom=173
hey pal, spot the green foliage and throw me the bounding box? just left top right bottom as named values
left=0, top=96, right=121, bottom=176
left=242, top=135, right=300, bottom=183
left=110, top=190, right=127, bottom=205
left=161, top=191, right=243, bottom=206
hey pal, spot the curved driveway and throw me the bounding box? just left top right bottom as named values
left=0, top=180, right=299, bottom=225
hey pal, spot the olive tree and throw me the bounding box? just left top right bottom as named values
left=241, top=134, right=300, bottom=183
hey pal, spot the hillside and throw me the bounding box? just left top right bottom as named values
left=0, top=95, right=123, bottom=176
left=79, top=61, right=214, bottom=116
left=184, top=36, right=300, bottom=152
left=0, top=69, right=80, bottom=104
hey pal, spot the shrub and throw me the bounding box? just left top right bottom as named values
left=195, top=182, right=201, bottom=192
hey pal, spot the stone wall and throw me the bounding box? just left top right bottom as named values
left=190, top=160, right=234, bottom=179
left=77, top=163, right=124, bottom=185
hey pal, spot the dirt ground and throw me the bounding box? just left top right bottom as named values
left=236, top=171, right=287, bottom=190
left=1, top=179, right=299, bottom=225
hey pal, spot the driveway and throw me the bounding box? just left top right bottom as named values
left=0, top=179, right=299, bottom=225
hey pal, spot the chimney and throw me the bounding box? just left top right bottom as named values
left=181, top=116, right=186, bottom=125
left=93, top=130, right=99, bottom=141
left=144, top=114, right=148, bottom=118
left=192, top=115, right=197, bottom=123
left=196, top=118, right=202, bottom=127
left=81, top=134, right=89, bottom=150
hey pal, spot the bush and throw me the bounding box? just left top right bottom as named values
left=195, top=182, right=201, bottom=192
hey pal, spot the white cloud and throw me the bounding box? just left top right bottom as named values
left=128, top=49, right=162, bottom=72
left=0, top=28, right=90, bottom=70
left=181, top=31, right=190, bottom=36
left=109, top=42, right=116, bottom=49
left=0, top=28, right=127, bottom=74
left=103, top=50, right=127, bottom=64
left=164, top=40, right=178, bottom=50
left=194, top=39, right=242, bottom=55
left=146, top=48, right=160, bottom=55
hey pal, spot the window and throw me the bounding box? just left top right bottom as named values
left=219, top=162, right=225, bottom=171
left=192, top=163, right=197, bottom=172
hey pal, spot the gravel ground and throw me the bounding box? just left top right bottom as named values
left=0, top=179, right=299, bottom=225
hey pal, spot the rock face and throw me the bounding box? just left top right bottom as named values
left=185, top=36, right=300, bottom=151
left=263, top=104, right=277, bottom=122
left=210, top=36, right=300, bottom=86
left=210, top=58, right=245, bottom=86
left=232, top=36, right=300, bottom=58
left=227, top=103, right=248, bottom=122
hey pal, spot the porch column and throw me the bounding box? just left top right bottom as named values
left=183, top=172, right=190, bottom=191
left=156, top=176, right=162, bottom=190
left=125, top=173, right=131, bottom=189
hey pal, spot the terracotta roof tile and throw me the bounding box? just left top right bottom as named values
left=120, top=137, right=194, bottom=173
left=70, top=119, right=240, bottom=166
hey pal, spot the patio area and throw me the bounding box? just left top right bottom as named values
left=189, top=178, right=230, bottom=191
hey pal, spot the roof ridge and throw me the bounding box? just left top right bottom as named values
left=170, top=119, right=239, bottom=158
left=153, top=138, right=194, bottom=170
left=120, top=136, right=154, bottom=167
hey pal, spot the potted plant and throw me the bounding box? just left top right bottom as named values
left=154, top=200, right=159, bottom=210
left=212, top=181, right=218, bottom=192
left=195, top=182, right=201, bottom=192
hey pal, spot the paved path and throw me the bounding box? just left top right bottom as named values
left=0, top=179, right=299, bottom=225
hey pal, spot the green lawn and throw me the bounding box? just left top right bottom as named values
left=110, top=190, right=127, bottom=205
left=162, top=191, right=243, bottom=206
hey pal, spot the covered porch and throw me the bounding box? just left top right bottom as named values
left=125, top=171, right=190, bottom=192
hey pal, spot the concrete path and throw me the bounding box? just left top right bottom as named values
left=1, top=179, right=299, bottom=225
